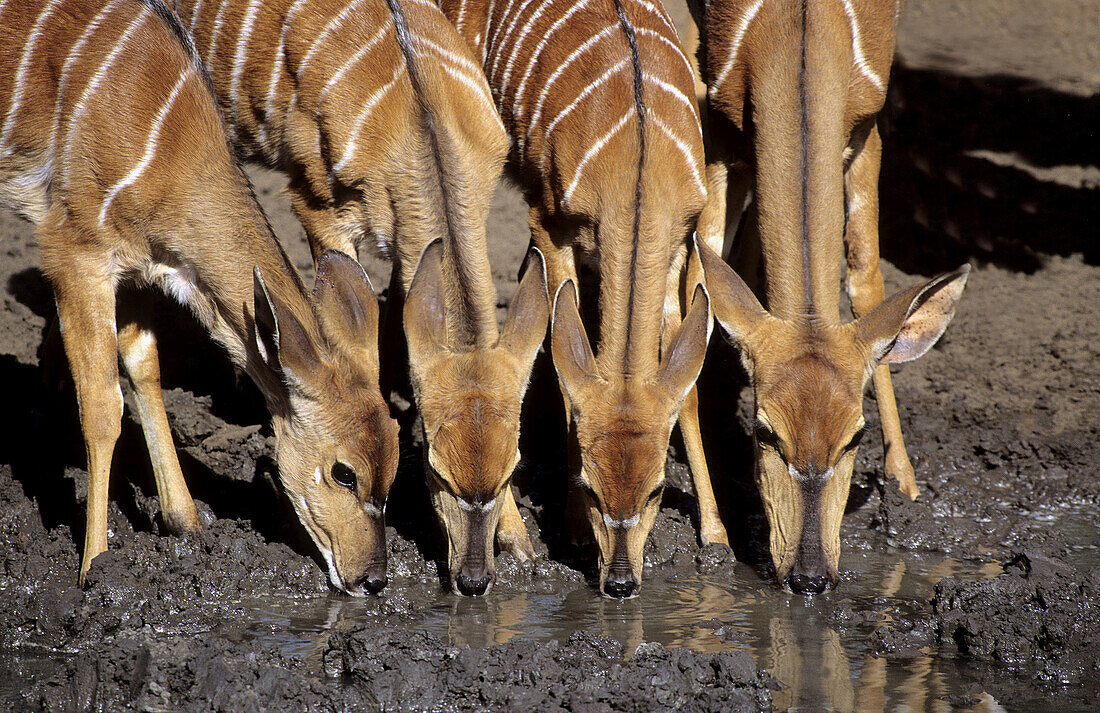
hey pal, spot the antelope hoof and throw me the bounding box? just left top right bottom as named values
left=496, top=528, right=535, bottom=562
left=887, top=457, right=920, bottom=500
left=700, top=521, right=730, bottom=547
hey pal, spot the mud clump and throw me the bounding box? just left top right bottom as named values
left=933, top=551, right=1100, bottom=684
left=328, top=627, right=774, bottom=713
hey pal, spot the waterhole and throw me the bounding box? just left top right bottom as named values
left=227, top=549, right=1048, bottom=713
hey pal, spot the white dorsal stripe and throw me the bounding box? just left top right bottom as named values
left=525, top=24, right=618, bottom=145
left=710, top=0, right=765, bottom=95
left=317, top=23, right=389, bottom=109
left=412, top=35, right=497, bottom=112
left=839, top=0, right=885, bottom=92
left=538, top=58, right=628, bottom=170
left=50, top=0, right=120, bottom=158
left=493, top=0, right=554, bottom=90
left=0, top=0, right=66, bottom=153
left=99, top=70, right=190, bottom=226
left=204, top=0, right=232, bottom=71
left=511, top=0, right=594, bottom=119
left=415, top=34, right=484, bottom=76
left=64, top=10, right=150, bottom=179
left=439, top=63, right=501, bottom=125
left=332, top=63, right=406, bottom=175
left=481, top=0, right=498, bottom=64
left=649, top=112, right=705, bottom=196
left=454, top=0, right=468, bottom=34
left=229, top=0, right=264, bottom=127
left=563, top=106, right=634, bottom=206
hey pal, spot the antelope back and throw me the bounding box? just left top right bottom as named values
left=179, top=0, right=553, bottom=595
left=0, top=0, right=399, bottom=594
left=443, top=0, right=712, bottom=596
left=178, top=0, right=508, bottom=312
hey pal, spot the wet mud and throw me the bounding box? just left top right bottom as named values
left=1, top=0, right=1098, bottom=710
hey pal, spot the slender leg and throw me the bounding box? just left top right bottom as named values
left=48, top=253, right=124, bottom=585
left=528, top=211, right=587, bottom=542
left=678, top=385, right=729, bottom=545
left=495, top=486, right=535, bottom=560
left=117, top=296, right=201, bottom=535
left=844, top=125, right=918, bottom=499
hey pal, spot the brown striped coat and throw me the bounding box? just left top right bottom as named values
left=0, top=0, right=399, bottom=593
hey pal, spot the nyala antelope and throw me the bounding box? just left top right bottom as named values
left=176, top=0, right=549, bottom=595
left=689, top=0, right=969, bottom=592
left=0, top=0, right=400, bottom=593
left=442, top=0, right=713, bottom=598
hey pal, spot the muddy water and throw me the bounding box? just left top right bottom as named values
left=225, top=550, right=1046, bottom=712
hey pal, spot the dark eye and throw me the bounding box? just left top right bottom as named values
left=845, top=426, right=868, bottom=452
left=646, top=483, right=665, bottom=504
left=331, top=462, right=357, bottom=491
left=754, top=421, right=781, bottom=449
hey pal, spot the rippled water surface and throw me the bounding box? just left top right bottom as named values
left=234, top=548, right=1062, bottom=713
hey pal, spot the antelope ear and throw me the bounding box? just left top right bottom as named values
left=659, top=284, right=710, bottom=405
left=313, top=249, right=380, bottom=376
left=550, top=280, right=597, bottom=403
left=254, top=267, right=320, bottom=387
left=498, top=248, right=549, bottom=369
left=856, top=265, right=970, bottom=365
left=695, top=235, right=768, bottom=348
left=404, top=239, right=449, bottom=376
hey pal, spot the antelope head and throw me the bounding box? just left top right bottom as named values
left=551, top=281, right=710, bottom=599
left=698, top=240, right=969, bottom=594
left=253, top=250, right=399, bottom=595
left=404, top=240, right=549, bottom=596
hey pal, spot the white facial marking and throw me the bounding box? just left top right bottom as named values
left=363, top=501, right=383, bottom=518
left=602, top=512, right=640, bottom=530
left=313, top=466, right=323, bottom=484
left=457, top=496, right=496, bottom=513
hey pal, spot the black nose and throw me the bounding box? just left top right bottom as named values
left=455, top=572, right=492, bottom=596
left=787, top=573, right=829, bottom=595
left=353, top=572, right=387, bottom=595
left=603, top=574, right=637, bottom=599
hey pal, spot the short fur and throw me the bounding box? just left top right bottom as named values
left=0, top=0, right=399, bottom=593
left=175, top=0, right=551, bottom=594
left=443, top=0, right=714, bottom=598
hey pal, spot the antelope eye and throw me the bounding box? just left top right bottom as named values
left=646, top=483, right=665, bottom=504
left=331, top=462, right=357, bottom=491
left=753, top=421, right=781, bottom=449
left=845, top=426, right=868, bottom=451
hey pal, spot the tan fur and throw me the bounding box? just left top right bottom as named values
left=691, top=0, right=971, bottom=592
left=176, top=0, right=550, bottom=594
left=442, top=0, right=715, bottom=597
left=0, top=0, right=398, bottom=593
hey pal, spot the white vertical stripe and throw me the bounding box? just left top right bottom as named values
left=710, top=0, right=765, bottom=95
left=229, top=0, right=264, bottom=126
left=537, top=59, right=628, bottom=170
left=839, top=0, right=885, bottom=92
left=455, top=0, right=468, bottom=35
left=525, top=25, right=617, bottom=147
left=1, top=0, right=66, bottom=153
left=648, top=113, right=705, bottom=196
left=563, top=106, right=634, bottom=206
left=99, top=71, right=191, bottom=225
left=204, top=0, right=232, bottom=71
left=630, top=0, right=677, bottom=37
left=486, top=0, right=535, bottom=79
left=317, top=23, right=389, bottom=108
left=332, top=64, right=406, bottom=175
left=512, top=0, right=594, bottom=121
left=64, top=11, right=151, bottom=176
left=261, top=0, right=311, bottom=151
left=480, top=0, right=498, bottom=65
left=634, top=27, right=696, bottom=105
left=297, top=0, right=367, bottom=78
left=50, top=0, right=121, bottom=158
left=644, top=73, right=700, bottom=129
left=188, top=0, right=206, bottom=32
